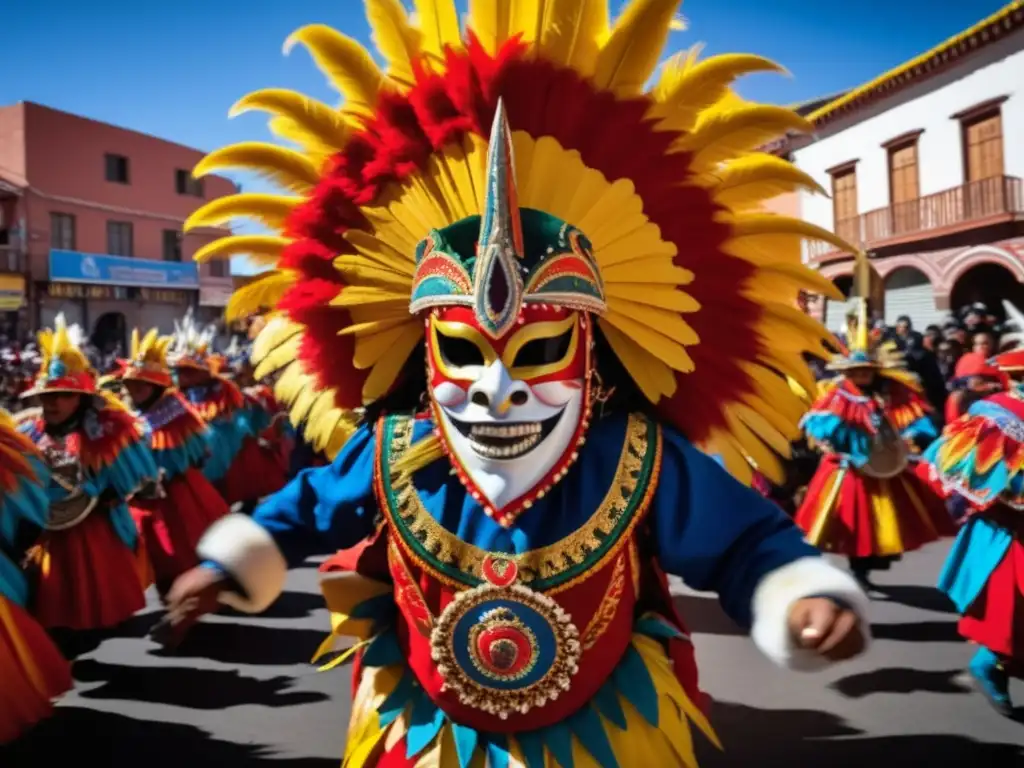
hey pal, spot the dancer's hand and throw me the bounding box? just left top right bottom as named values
left=150, top=566, right=225, bottom=650
left=788, top=597, right=865, bottom=662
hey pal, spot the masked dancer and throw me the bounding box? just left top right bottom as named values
left=160, top=4, right=872, bottom=764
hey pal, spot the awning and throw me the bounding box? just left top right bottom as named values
left=0, top=273, right=25, bottom=310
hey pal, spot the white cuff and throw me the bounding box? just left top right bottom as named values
left=750, top=556, right=871, bottom=672
left=197, top=513, right=288, bottom=614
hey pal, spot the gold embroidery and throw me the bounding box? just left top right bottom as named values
left=381, top=414, right=658, bottom=593
left=387, top=540, right=435, bottom=637
left=581, top=553, right=628, bottom=650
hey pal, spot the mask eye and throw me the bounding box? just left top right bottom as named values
left=437, top=332, right=486, bottom=368
left=511, top=327, right=574, bottom=368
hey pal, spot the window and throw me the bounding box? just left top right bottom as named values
left=104, top=153, right=130, bottom=184
left=107, top=221, right=133, bottom=256
left=208, top=259, right=228, bottom=278
left=962, top=111, right=1004, bottom=182
left=175, top=169, right=204, bottom=198
left=830, top=165, right=858, bottom=244
left=162, top=229, right=182, bottom=261
left=50, top=212, right=76, bottom=250
left=887, top=140, right=920, bottom=235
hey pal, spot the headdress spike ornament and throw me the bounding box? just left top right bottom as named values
left=474, top=99, right=525, bottom=339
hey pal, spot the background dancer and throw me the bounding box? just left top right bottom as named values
left=924, top=382, right=1024, bottom=716
left=795, top=261, right=954, bottom=589
left=0, top=409, right=72, bottom=743
left=16, top=316, right=156, bottom=648
left=116, top=328, right=229, bottom=598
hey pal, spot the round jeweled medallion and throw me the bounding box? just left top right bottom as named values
left=430, top=555, right=581, bottom=719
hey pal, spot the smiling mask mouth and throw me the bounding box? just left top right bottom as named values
left=447, top=410, right=563, bottom=460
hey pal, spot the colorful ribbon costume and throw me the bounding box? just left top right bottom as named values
left=17, top=315, right=157, bottom=631
left=185, top=3, right=871, bottom=765
left=924, top=386, right=1024, bottom=714
left=0, top=409, right=73, bottom=743
left=115, top=328, right=229, bottom=595
left=794, top=289, right=953, bottom=581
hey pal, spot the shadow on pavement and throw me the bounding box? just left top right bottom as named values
left=149, top=621, right=325, bottom=666
left=0, top=707, right=338, bottom=768
left=218, top=590, right=325, bottom=621
left=874, top=584, right=956, bottom=614
left=830, top=667, right=971, bottom=699
left=696, top=700, right=1024, bottom=767
left=870, top=620, right=961, bottom=643
left=73, top=659, right=329, bottom=709
left=672, top=594, right=744, bottom=636
left=50, top=611, right=161, bottom=659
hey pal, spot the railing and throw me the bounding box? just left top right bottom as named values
left=807, top=175, right=1024, bottom=259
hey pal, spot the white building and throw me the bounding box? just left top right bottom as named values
left=791, top=1, right=1024, bottom=330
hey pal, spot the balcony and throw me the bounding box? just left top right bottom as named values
left=807, top=175, right=1024, bottom=260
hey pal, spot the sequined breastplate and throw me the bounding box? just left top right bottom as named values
left=375, top=413, right=661, bottom=732
left=37, top=433, right=98, bottom=530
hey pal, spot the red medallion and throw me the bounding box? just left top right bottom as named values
left=481, top=555, right=519, bottom=587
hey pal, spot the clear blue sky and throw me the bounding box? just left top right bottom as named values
left=1, top=0, right=1011, bottom=273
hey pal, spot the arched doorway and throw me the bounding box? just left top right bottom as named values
left=91, top=312, right=126, bottom=357
left=822, top=275, right=852, bottom=332
left=949, top=263, right=1024, bottom=324
left=883, top=267, right=940, bottom=328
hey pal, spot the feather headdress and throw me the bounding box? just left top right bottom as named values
left=22, top=313, right=97, bottom=397
left=169, top=308, right=217, bottom=370
left=186, top=0, right=852, bottom=484
left=118, top=327, right=174, bottom=388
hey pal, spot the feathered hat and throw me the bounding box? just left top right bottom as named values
left=117, top=328, right=174, bottom=388
left=184, top=0, right=852, bottom=484
left=21, top=313, right=97, bottom=398
left=168, top=308, right=216, bottom=371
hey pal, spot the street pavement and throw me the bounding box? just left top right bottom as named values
left=2, top=542, right=1023, bottom=767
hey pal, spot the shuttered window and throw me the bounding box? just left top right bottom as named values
left=831, top=168, right=858, bottom=244
left=888, top=142, right=919, bottom=234
left=963, top=112, right=1004, bottom=182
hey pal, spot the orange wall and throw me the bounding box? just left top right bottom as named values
left=4, top=102, right=234, bottom=282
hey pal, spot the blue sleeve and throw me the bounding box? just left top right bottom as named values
left=802, top=412, right=872, bottom=466
left=246, top=424, right=379, bottom=567
left=652, top=428, right=820, bottom=629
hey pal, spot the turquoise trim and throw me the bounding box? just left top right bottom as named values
left=351, top=618, right=674, bottom=767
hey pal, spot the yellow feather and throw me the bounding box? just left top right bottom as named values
left=600, top=322, right=678, bottom=402
left=130, top=327, right=140, bottom=358
left=361, top=323, right=423, bottom=403
left=252, top=316, right=303, bottom=367
left=592, top=0, right=681, bottom=96
left=412, top=0, right=463, bottom=62
left=538, top=0, right=609, bottom=76
left=651, top=53, right=784, bottom=132
left=760, top=262, right=845, bottom=301
left=604, top=283, right=699, bottom=312
left=185, top=193, right=300, bottom=233
left=194, top=142, right=320, bottom=193
left=193, top=235, right=288, bottom=266
left=365, top=0, right=422, bottom=88
left=226, top=270, right=297, bottom=322
left=706, top=154, right=824, bottom=210
left=607, top=297, right=699, bottom=344
left=230, top=88, right=347, bottom=150
left=725, top=408, right=785, bottom=483
left=726, top=214, right=854, bottom=262
left=602, top=307, right=694, bottom=371
left=284, top=25, right=384, bottom=120
left=677, top=106, right=811, bottom=169
left=266, top=117, right=336, bottom=164
left=468, top=0, right=513, bottom=55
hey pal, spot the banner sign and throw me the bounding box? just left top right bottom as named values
left=49, top=249, right=199, bottom=289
